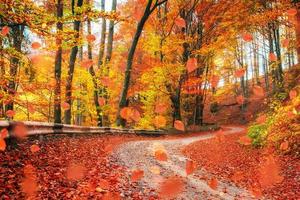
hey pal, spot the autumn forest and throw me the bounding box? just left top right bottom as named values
left=0, top=0, right=299, bottom=199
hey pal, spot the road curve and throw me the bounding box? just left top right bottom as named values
left=112, top=126, right=254, bottom=200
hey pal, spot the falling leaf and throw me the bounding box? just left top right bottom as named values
left=289, top=89, right=297, bottom=100
left=279, top=141, right=289, bottom=151
left=62, top=102, right=70, bottom=110
left=0, top=138, right=6, bottom=151
left=30, top=144, right=40, bottom=153
left=159, top=176, right=184, bottom=198
left=174, top=120, right=185, bottom=131
left=21, top=176, right=38, bottom=197
left=287, top=8, right=297, bottom=16
left=154, top=149, right=168, bottom=161
left=31, top=42, right=41, bottom=49
left=98, top=97, right=106, bottom=106
left=6, top=110, right=16, bottom=118
left=0, top=128, right=9, bottom=138
left=269, top=53, right=277, bottom=62
left=239, top=135, right=252, bottom=145
left=253, top=85, right=264, bottom=97
left=155, top=103, right=167, bottom=114
left=66, top=163, right=86, bottom=181
left=13, top=124, right=28, bottom=139
left=150, top=166, right=161, bottom=175
left=186, top=160, right=197, bottom=175
left=86, top=34, right=96, bottom=42
left=186, top=58, right=198, bottom=73
left=236, top=95, right=244, bottom=105
left=215, top=130, right=225, bottom=142
left=208, top=178, right=218, bottom=190
left=131, top=108, right=141, bottom=122
left=131, top=169, right=144, bottom=182
left=259, top=155, right=283, bottom=188
left=1, top=26, right=9, bottom=36
left=80, top=59, right=93, bottom=69
left=256, top=114, right=267, bottom=124
left=153, top=115, right=167, bottom=128
left=175, top=17, right=186, bottom=28
left=281, top=39, right=289, bottom=48
left=234, top=68, right=245, bottom=78
left=242, top=33, right=253, bottom=42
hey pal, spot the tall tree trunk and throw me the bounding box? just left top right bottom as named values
left=296, top=5, right=300, bottom=64
left=97, top=0, right=106, bottom=67
left=105, top=0, right=117, bottom=63
left=87, top=19, right=103, bottom=126
left=64, top=0, right=83, bottom=124
left=5, top=25, right=24, bottom=113
left=54, top=0, right=63, bottom=124
left=117, top=0, right=162, bottom=126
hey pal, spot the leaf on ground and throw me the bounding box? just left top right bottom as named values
left=159, top=176, right=184, bottom=198
left=131, top=169, right=144, bottom=182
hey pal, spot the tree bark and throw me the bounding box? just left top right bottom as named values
left=64, top=0, right=83, bottom=124
left=87, top=19, right=103, bottom=126
left=54, top=0, right=63, bottom=124
left=105, top=0, right=117, bottom=63
left=117, top=0, right=158, bottom=126
left=97, top=0, right=107, bottom=67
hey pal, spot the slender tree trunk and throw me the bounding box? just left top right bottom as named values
left=54, top=0, right=63, bottom=124
left=98, top=0, right=107, bottom=67
left=5, top=25, right=24, bottom=113
left=87, top=19, right=103, bottom=126
left=105, top=0, right=117, bottom=63
left=296, top=5, right=300, bottom=64
left=64, top=0, right=83, bottom=124
left=117, top=0, right=155, bottom=126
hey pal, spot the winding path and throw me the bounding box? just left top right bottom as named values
left=112, top=126, right=254, bottom=200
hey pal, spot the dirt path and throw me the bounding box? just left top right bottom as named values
left=112, top=126, right=255, bottom=200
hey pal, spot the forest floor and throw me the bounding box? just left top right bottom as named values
left=1, top=127, right=299, bottom=199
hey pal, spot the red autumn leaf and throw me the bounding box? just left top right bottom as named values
left=154, top=149, right=168, bottom=161
left=31, top=42, right=41, bottom=49
left=256, top=114, right=267, bottom=124
left=211, top=75, right=219, bottom=88
left=159, top=176, right=184, bottom=198
left=186, top=160, right=197, bottom=175
left=13, top=124, right=28, bottom=139
left=153, top=115, right=167, bottom=128
left=86, top=34, right=96, bottom=42
left=0, top=128, right=9, bottom=138
left=66, top=163, right=86, bottom=181
left=81, top=59, right=93, bottom=69
left=175, top=17, right=186, bottom=28
left=289, top=89, right=297, bottom=100
left=1, top=26, right=9, bottom=36
left=208, top=178, right=218, bottom=190
left=62, top=102, right=70, bottom=110
left=234, top=68, right=245, bottom=78
left=120, top=107, right=131, bottom=120
left=0, top=138, right=6, bottom=151
left=174, top=120, right=185, bottom=131
left=239, top=135, right=252, bottom=145
left=131, top=169, right=144, bottom=182
left=30, top=144, right=40, bottom=153
left=242, top=33, right=253, bottom=42
left=98, top=97, right=106, bottom=106
left=253, top=85, right=264, bottom=97
left=259, top=155, right=283, bottom=188
left=287, top=8, right=297, bottom=16
left=279, top=141, right=289, bottom=151
left=186, top=58, right=198, bottom=73
left=281, top=39, right=289, bottom=48
left=155, top=103, right=167, bottom=114
left=6, top=110, right=16, bottom=118
left=236, top=95, right=244, bottom=105
left=269, top=53, right=277, bottom=62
